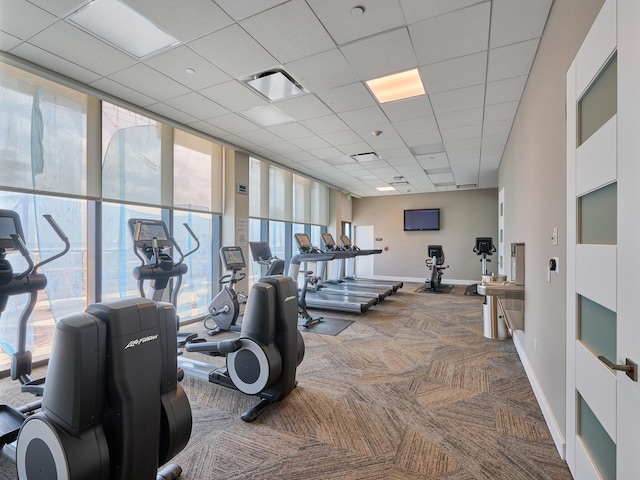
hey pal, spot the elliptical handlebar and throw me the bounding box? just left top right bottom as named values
left=32, top=214, right=71, bottom=274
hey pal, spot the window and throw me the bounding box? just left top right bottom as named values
left=0, top=63, right=87, bottom=196
left=102, top=102, right=163, bottom=205
left=0, top=192, right=87, bottom=371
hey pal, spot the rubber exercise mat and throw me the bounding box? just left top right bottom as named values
left=298, top=317, right=354, bottom=336
left=414, top=284, right=455, bottom=294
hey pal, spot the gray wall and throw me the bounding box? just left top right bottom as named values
left=351, top=188, right=498, bottom=282
left=498, top=0, right=605, bottom=446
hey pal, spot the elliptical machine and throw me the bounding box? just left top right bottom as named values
left=424, top=245, right=449, bottom=292
left=129, top=219, right=305, bottom=422
left=1, top=210, right=192, bottom=479
left=204, top=246, right=248, bottom=336
left=0, top=209, right=69, bottom=461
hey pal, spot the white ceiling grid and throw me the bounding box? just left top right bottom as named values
left=0, top=0, right=553, bottom=197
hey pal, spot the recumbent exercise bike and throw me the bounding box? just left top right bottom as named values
left=425, top=245, right=449, bottom=291
left=129, top=218, right=305, bottom=422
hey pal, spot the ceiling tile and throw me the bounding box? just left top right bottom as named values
left=484, top=101, right=519, bottom=123
left=199, top=80, right=268, bottom=111
left=490, top=0, right=553, bottom=49
left=0, top=31, right=23, bottom=52
left=214, top=0, right=290, bottom=21
left=307, top=0, right=406, bottom=46
left=28, top=0, right=85, bottom=17
left=108, top=63, right=191, bottom=101
left=240, top=0, right=336, bottom=63
left=436, top=108, right=483, bottom=130
left=485, top=75, right=527, bottom=105
left=164, top=92, right=229, bottom=120
left=205, top=113, right=259, bottom=133
left=300, top=115, right=349, bottom=135
left=10, top=43, right=101, bottom=84
left=285, top=48, right=359, bottom=92
left=28, top=21, right=136, bottom=76
left=146, top=102, right=198, bottom=125
left=188, top=24, right=278, bottom=79
left=381, top=96, right=434, bottom=121
left=429, top=84, right=485, bottom=114
left=339, top=106, right=392, bottom=130
left=89, top=77, right=156, bottom=107
left=316, top=83, right=377, bottom=113
left=487, top=38, right=539, bottom=82
left=266, top=123, right=314, bottom=140
left=409, top=3, right=490, bottom=66
left=322, top=130, right=364, bottom=147
left=440, top=124, right=482, bottom=143
left=125, top=0, right=233, bottom=43
left=0, top=1, right=56, bottom=39
left=144, top=46, right=231, bottom=90
left=399, top=0, right=488, bottom=24
left=483, top=120, right=513, bottom=136
left=340, top=27, right=417, bottom=81
left=274, top=94, right=333, bottom=121
left=393, top=115, right=438, bottom=136
left=420, top=51, right=487, bottom=94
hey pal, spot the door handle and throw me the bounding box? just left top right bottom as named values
left=598, top=356, right=638, bottom=382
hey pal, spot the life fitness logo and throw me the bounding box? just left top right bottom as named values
left=125, top=334, right=159, bottom=349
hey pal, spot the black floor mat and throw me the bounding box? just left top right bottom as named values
left=415, top=284, right=455, bottom=294
left=298, top=317, right=354, bottom=335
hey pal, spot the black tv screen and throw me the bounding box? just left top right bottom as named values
left=404, top=208, right=440, bottom=231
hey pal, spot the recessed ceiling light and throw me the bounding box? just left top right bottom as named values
left=351, top=152, right=380, bottom=162
left=67, top=0, right=179, bottom=59
left=352, top=6, right=365, bottom=16
left=185, top=68, right=196, bottom=74
left=366, top=69, right=426, bottom=103
left=376, top=186, right=396, bottom=192
left=372, top=130, right=382, bottom=136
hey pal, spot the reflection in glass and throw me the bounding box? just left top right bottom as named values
left=579, top=395, right=615, bottom=480
left=579, top=295, right=616, bottom=360
left=578, top=182, right=617, bottom=245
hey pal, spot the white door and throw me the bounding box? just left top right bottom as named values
left=498, top=187, right=505, bottom=276
left=354, top=225, right=374, bottom=279
left=566, top=1, right=640, bottom=478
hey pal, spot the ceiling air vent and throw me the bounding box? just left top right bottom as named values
left=351, top=152, right=380, bottom=163
left=244, top=68, right=308, bottom=101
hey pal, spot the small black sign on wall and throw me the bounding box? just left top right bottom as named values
left=237, top=183, right=248, bottom=195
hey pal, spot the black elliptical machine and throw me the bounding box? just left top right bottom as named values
left=1, top=210, right=191, bottom=479
left=129, top=218, right=305, bottom=422
left=424, top=245, right=449, bottom=292
left=204, top=246, right=248, bottom=336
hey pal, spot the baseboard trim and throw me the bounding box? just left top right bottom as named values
left=512, top=332, right=567, bottom=460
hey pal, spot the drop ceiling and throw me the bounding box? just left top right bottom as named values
left=0, top=0, right=553, bottom=197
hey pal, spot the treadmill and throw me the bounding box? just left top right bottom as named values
left=338, top=234, right=403, bottom=292
left=318, top=233, right=392, bottom=300
left=289, top=233, right=377, bottom=314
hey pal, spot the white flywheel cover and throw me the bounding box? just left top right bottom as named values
left=17, top=416, right=70, bottom=479
left=226, top=339, right=271, bottom=395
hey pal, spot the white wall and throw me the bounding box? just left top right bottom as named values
left=351, top=188, right=498, bottom=282
left=498, top=0, right=605, bottom=453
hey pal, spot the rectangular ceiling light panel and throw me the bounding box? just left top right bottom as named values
left=67, top=0, right=179, bottom=59
left=366, top=69, right=426, bottom=104
left=351, top=152, right=380, bottom=163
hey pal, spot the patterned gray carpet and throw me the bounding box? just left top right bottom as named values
left=0, top=283, right=571, bottom=479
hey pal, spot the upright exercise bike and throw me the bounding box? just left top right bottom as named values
left=425, top=245, right=448, bottom=292
left=465, top=237, right=496, bottom=295
left=204, top=246, right=248, bottom=336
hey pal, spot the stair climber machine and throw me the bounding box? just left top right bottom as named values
left=129, top=219, right=305, bottom=423
left=290, top=233, right=376, bottom=314
left=424, top=245, right=449, bottom=292
left=338, top=234, right=403, bottom=292
left=1, top=210, right=192, bottom=479
left=204, top=246, right=248, bottom=336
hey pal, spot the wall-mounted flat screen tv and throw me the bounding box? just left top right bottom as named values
left=404, top=208, right=440, bottom=231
